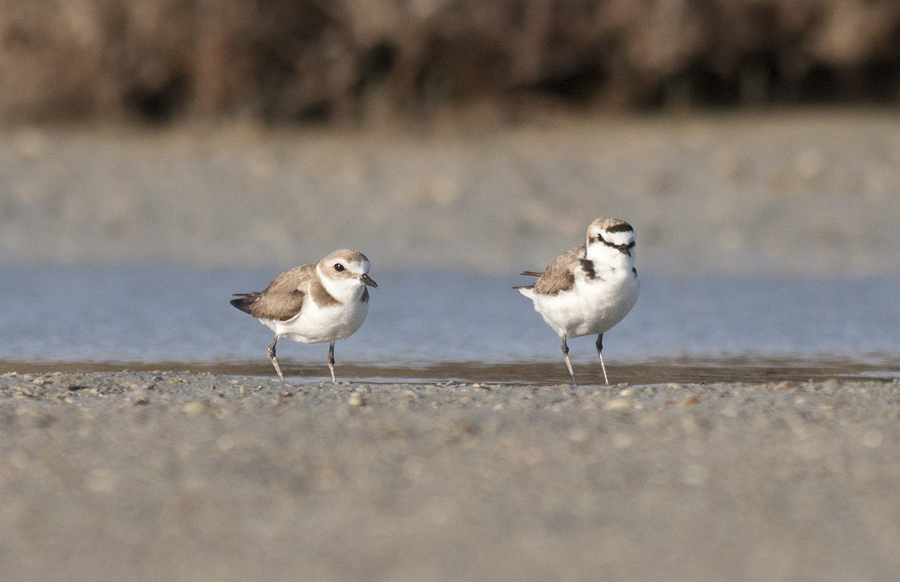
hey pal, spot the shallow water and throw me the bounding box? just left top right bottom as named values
left=1, top=266, right=898, bottom=383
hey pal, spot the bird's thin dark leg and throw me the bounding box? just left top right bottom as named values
left=268, top=336, right=286, bottom=382
left=327, top=341, right=337, bottom=384
left=561, top=334, right=577, bottom=386
left=595, top=333, right=609, bottom=386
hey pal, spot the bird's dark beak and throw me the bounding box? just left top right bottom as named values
left=360, top=274, right=378, bottom=288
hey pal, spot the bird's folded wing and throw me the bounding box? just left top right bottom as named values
left=531, top=244, right=585, bottom=296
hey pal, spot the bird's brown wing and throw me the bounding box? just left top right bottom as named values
left=531, top=243, right=586, bottom=296
left=231, top=262, right=316, bottom=321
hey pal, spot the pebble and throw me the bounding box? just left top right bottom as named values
left=612, top=432, right=634, bottom=449
left=568, top=427, right=589, bottom=443
left=683, top=463, right=709, bottom=486
left=181, top=401, right=208, bottom=415
left=603, top=399, right=631, bottom=411
left=862, top=430, right=883, bottom=449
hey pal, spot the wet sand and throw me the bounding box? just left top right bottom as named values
left=2, top=370, right=900, bottom=581
left=2, top=357, right=900, bottom=385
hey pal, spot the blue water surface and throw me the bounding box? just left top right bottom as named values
left=0, top=266, right=898, bottom=366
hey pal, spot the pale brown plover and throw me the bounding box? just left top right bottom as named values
left=231, top=249, right=377, bottom=384
left=516, top=218, right=640, bottom=385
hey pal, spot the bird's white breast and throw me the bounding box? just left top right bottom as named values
left=530, top=267, right=639, bottom=339
left=261, top=284, right=369, bottom=344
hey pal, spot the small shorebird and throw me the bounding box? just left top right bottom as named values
left=516, top=218, right=640, bottom=385
left=230, top=249, right=377, bottom=384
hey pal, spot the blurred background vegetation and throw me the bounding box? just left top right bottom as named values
left=3, top=0, right=900, bottom=126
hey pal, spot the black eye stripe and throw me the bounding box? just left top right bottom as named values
left=594, top=235, right=635, bottom=254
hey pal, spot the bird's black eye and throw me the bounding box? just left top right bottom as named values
left=334, top=263, right=345, bottom=272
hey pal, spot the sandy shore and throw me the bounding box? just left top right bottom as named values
left=3, top=111, right=900, bottom=275
left=2, top=371, right=899, bottom=581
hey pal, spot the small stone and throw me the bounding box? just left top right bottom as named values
left=181, top=401, right=208, bottom=415
left=32, top=377, right=45, bottom=386
left=618, top=388, right=634, bottom=397
left=612, top=432, right=634, bottom=449
left=348, top=393, right=364, bottom=407
left=213, top=407, right=233, bottom=420
left=682, top=396, right=700, bottom=406
left=776, top=381, right=796, bottom=390
left=14, top=128, right=49, bottom=159
left=568, top=427, right=589, bottom=443
left=862, top=430, right=883, bottom=449
left=603, top=399, right=631, bottom=411
left=795, top=149, right=825, bottom=183
left=86, top=469, right=118, bottom=493
left=683, top=463, right=709, bottom=486
left=133, top=396, right=150, bottom=406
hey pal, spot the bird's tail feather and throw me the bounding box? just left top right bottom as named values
left=230, top=293, right=260, bottom=315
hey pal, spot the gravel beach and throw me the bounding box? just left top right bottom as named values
left=2, top=371, right=900, bottom=582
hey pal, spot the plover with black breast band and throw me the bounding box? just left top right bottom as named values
left=516, top=218, right=640, bottom=385
left=231, top=249, right=377, bottom=384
